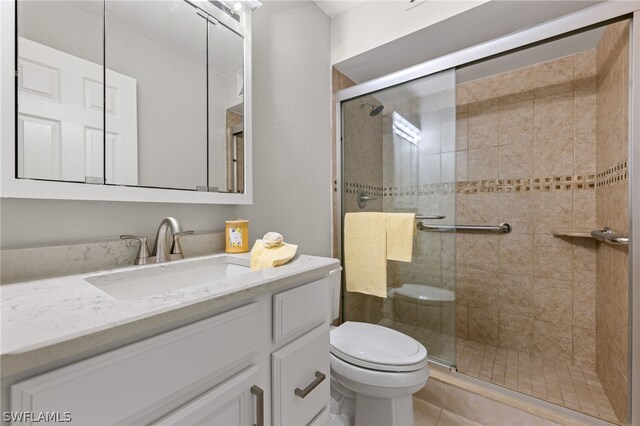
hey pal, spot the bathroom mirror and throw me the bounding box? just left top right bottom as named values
left=12, top=0, right=251, bottom=201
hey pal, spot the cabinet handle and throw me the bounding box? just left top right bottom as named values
left=251, top=385, right=264, bottom=426
left=294, top=371, right=326, bottom=398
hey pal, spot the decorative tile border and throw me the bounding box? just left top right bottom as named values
left=344, top=181, right=383, bottom=197
left=345, top=167, right=629, bottom=197
left=596, top=161, right=628, bottom=188
left=456, top=174, right=596, bottom=194
left=375, top=174, right=597, bottom=197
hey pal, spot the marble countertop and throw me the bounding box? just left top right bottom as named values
left=0, top=253, right=340, bottom=377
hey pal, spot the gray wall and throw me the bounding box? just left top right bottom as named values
left=237, top=1, right=332, bottom=257
left=2, top=0, right=332, bottom=258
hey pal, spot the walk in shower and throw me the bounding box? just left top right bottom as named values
left=336, top=6, right=636, bottom=424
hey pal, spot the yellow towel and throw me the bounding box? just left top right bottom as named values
left=386, top=213, right=415, bottom=262
left=344, top=212, right=416, bottom=298
left=250, top=240, right=298, bottom=271
left=344, top=212, right=388, bottom=298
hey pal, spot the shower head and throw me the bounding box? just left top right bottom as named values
left=358, top=101, right=384, bottom=117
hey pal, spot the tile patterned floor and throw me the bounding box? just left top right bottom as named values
left=414, top=398, right=481, bottom=426
left=380, top=320, right=620, bottom=424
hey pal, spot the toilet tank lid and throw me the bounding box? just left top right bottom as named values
left=330, top=322, right=427, bottom=367
left=395, top=284, right=455, bottom=302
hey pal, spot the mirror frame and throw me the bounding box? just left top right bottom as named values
left=0, top=0, right=253, bottom=204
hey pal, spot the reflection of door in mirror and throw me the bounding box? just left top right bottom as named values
left=209, top=22, right=244, bottom=193
left=17, top=1, right=138, bottom=185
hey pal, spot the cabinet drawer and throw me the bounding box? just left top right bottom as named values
left=11, top=303, right=258, bottom=426
left=272, top=325, right=329, bottom=426
left=273, top=278, right=330, bottom=343
left=154, top=365, right=260, bottom=426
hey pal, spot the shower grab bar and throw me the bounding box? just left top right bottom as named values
left=415, top=215, right=446, bottom=220
left=590, top=228, right=629, bottom=245
left=417, top=222, right=512, bottom=234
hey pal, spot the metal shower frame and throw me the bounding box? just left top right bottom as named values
left=333, top=2, right=640, bottom=424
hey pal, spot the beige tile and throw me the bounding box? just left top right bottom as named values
left=573, top=326, right=595, bottom=370
left=499, top=273, right=534, bottom=318
left=499, top=233, right=533, bottom=274
left=534, top=277, right=573, bottom=324
left=414, top=397, right=442, bottom=426
left=456, top=234, right=499, bottom=273
left=456, top=111, right=468, bottom=152
left=467, top=147, right=499, bottom=181
left=533, top=320, right=573, bottom=362
left=531, top=55, right=574, bottom=97
left=499, top=314, right=534, bottom=351
left=533, top=191, right=573, bottom=235
left=533, top=234, right=574, bottom=281
left=573, top=237, right=596, bottom=286
left=573, top=190, right=596, bottom=229
left=533, top=136, right=574, bottom=177
left=436, top=409, right=481, bottom=426
left=456, top=268, right=499, bottom=309
left=499, top=140, right=533, bottom=179
left=499, top=97, right=533, bottom=138
left=456, top=193, right=498, bottom=224
left=456, top=304, right=469, bottom=339
left=498, top=192, right=534, bottom=234
left=469, top=307, right=499, bottom=346
left=573, top=277, right=595, bottom=331
left=468, top=99, right=500, bottom=149
left=574, top=141, right=596, bottom=176
left=456, top=151, right=468, bottom=182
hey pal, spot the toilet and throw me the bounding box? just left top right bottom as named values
left=329, top=321, right=429, bottom=426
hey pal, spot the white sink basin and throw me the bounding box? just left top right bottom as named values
left=85, top=256, right=252, bottom=300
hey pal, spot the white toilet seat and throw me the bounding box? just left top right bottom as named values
left=330, top=322, right=427, bottom=372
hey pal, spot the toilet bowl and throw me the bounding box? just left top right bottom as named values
left=329, top=322, right=429, bottom=426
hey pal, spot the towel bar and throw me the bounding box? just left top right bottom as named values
left=417, top=222, right=512, bottom=234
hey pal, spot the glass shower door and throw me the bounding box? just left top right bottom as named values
left=340, top=68, right=457, bottom=366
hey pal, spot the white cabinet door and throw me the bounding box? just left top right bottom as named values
left=17, top=37, right=138, bottom=185
left=10, top=303, right=259, bottom=425
left=272, top=325, right=330, bottom=426
left=154, top=365, right=262, bottom=426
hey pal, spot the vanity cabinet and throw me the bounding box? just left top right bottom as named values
left=9, top=272, right=339, bottom=426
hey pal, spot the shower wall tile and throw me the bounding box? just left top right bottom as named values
left=533, top=190, right=573, bottom=235
left=533, top=320, right=573, bottom=361
left=498, top=192, right=534, bottom=234
left=533, top=277, right=573, bottom=325
left=498, top=273, right=534, bottom=318
left=467, top=147, right=499, bottom=181
left=469, top=307, right=499, bottom=346
left=468, top=99, right=499, bottom=149
left=456, top=50, right=598, bottom=370
left=498, top=233, right=533, bottom=275
left=499, top=314, right=534, bottom=352
left=499, top=140, right=534, bottom=179
left=595, top=21, right=629, bottom=423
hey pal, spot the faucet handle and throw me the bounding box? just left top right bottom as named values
left=171, top=230, right=194, bottom=260
left=120, top=235, right=151, bottom=265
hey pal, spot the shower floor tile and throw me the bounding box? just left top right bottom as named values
left=378, top=320, right=620, bottom=424
left=455, top=337, right=619, bottom=424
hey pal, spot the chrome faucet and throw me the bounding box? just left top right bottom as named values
left=152, top=217, right=183, bottom=263
left=121, top=217, right=194, bottom=265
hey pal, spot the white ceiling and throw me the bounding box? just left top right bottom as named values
left=334, top=0, right=605, bottom=84
left=313, top=0, right=365, bottom=18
